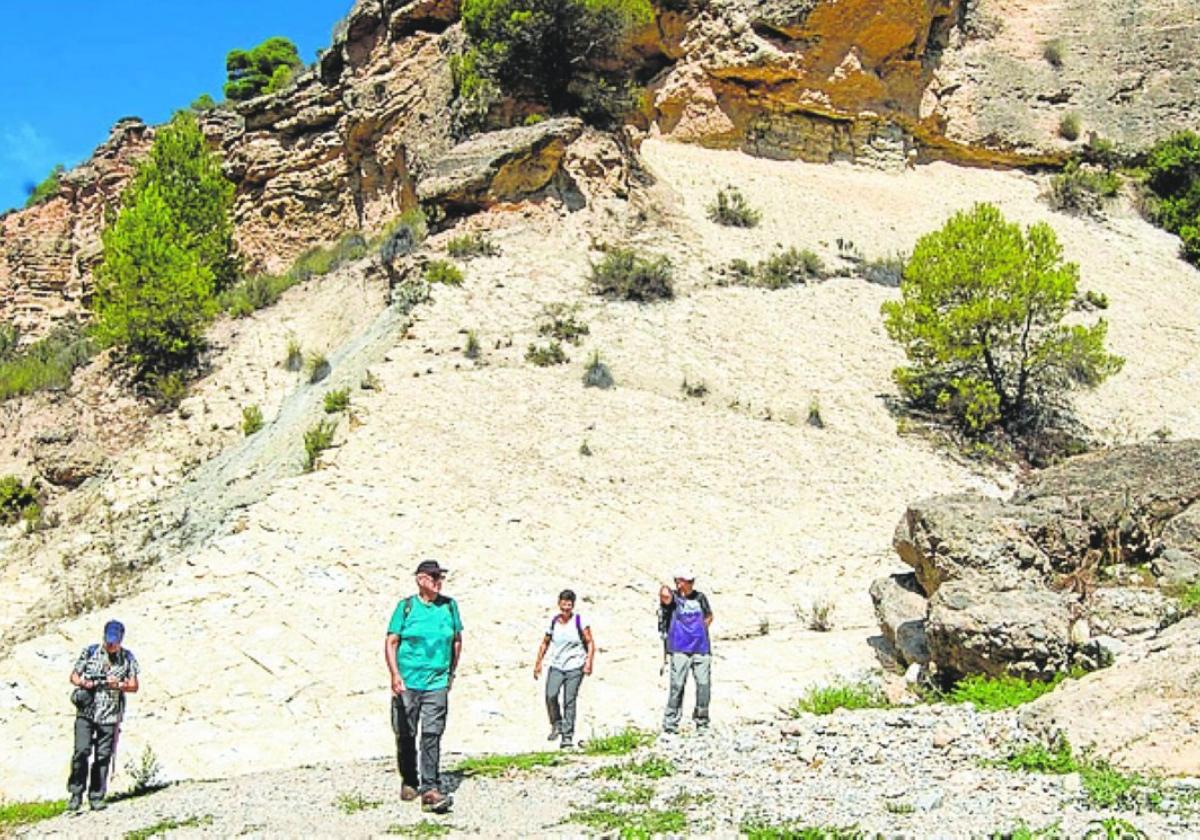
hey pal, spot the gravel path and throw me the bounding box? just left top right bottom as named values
left=19, top=705, right=1200, bottom=839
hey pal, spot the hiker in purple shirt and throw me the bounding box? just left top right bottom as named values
left=658, top=569, right=713, bottom=734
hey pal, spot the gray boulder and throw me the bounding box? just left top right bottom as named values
left=869, top=572, right=930, bottom=666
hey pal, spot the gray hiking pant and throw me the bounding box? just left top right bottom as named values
left=545, top=667, right=583, bottom=742
left=68, top=716, right=116, bottom=800
left=663, top=652, right=711, bottom=732
left=392, top=688, right=449, bottom=793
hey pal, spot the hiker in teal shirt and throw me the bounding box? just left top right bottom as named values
left=385, top=560, right=463, bottom=813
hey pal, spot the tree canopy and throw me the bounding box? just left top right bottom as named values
left=224, top=36, right=303, bottom=101
left=882, top=203, right=1123, bottom=443
left=1145, top=131, right=1200, bottom=265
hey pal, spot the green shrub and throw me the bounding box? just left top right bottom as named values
left=225, top=36, right=303, bottom=101
left=306, top=352, right=331, bottom=384
left=190, top=93, right=218, bottom=112
left=302, top=419, right=338, bottom=472
left=1080, top=290, right=1110, bottom=310
left=424, top=259, right=464, bottom=286
left=946, top=672, right=1068, bottom=711
left=146, top=371, right=187, bottom=412
left=881, top=203, right=1123, bottom=442
left=220, top=273, right=296, bottom=317
left=1043, top=39, right=1066, bottom=68
left=0, top=799, right=67, bottom=829
left=446, top=232, right=499, bottom=259
left=861, top=253, right=906, bottom=288
left=464, top=330, right=481, bottom=360
left=757, top=248, right=824, bottom=289
left=454, top=751, right=564, bottom=777
left=284, top=337, right=303, bottom=372
left=0, top=322, right=94, bottom=401
left=583, top=350, right=614, bottom=389
left=790, top=682, right=888, bottom=716
left=376, top=209, right=428, bottom=265
left=0, top=476, right=40, bottom=525
left=1059, top=113, right=1082, bottom=141
left=1003, top=738, right=1159, bottom=810
left=93, top=111, right=236, bottom=375
left=323, top=387, right=350, bottom=413
left=241, top=405, right=264, bottom=436
left=1144, top=131, right=1200, bottom=265
left=459, top=0, right=653, bottom=123
left=526, top=341, right=568, bottom=367
left=591, top=248, right=673, bottom=301
left=24, top=163, right=65, bottom=208
left=707, top=187, right=761, bottom=228
left=290, top=233, right=369, bottom=282
left=537, top=303, right=590, bottom=344
left=1047, top=160, right=1120, bottom=215
left=124, top=744, right=165, bottom=795
left=1174, top=582, right=1200, bottom=613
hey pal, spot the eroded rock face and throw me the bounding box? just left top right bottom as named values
left=869, top=572, right=931, bottom=665
left=1021, top=617, right=1200, bottom=776
left=875, top=441, right=1200, bottom=678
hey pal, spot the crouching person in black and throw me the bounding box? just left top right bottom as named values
left=68, top=619, right=139, bottom=812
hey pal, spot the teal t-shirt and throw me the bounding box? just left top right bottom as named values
left=388, top=595, right=463, bottom=691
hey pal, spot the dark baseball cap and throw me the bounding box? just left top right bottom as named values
left=103, top=620, right=125, bottom=644
left=415, top=560, right=449, bottom=577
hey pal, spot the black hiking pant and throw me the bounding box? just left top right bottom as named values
left=392, top=689, right=449, bottom=793
left=68, top=716, right=116, bottom=800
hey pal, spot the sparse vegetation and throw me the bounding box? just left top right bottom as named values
left=681, top=377, right=708, bottom=398
left=597, top=783, right=655, bottom=805
left=361, top=370, right=382, bottom=390
left=741, top=820, right=867, bottom=839
left=1173, top=581, right=1200, bottom=614
left=146, top=371, right=188, bottom=412
left=726, top=247, right=824, bottom=289
left=24, top=163, right=65, bottom=208
left=385, top=820, right=453, bottom=837
left=583, top=727, right=653, bottom=756
left=567, top=805, right=686, bottom=837
left=124, top=815, right=213, bottom=840
left=225, top=36, right=303, bottom=101
left=881, top=203, right=1123, bottom=453
left=378, top=209, right=429, bottom=266
left=790, top=682, right=888, bottom=716
left=1046, top=160, right=1121, bottom=215
left=334, top=792, right=382, bottom=814
left=0, top=321, right=94, bottom=401
left=241, top=405, right=264, bottom=436
left=526, top=341, right=568, bottom=367
left=0, top=799, right=67, bottom=829
left=464, top=330, right=481, bottom=360
left=594, top=756, right=676, bottom=781
left=861, top=253, right=906, bottom=288
left=323, top=388, right=350, bottom=414
left=1043, top=39, right=1066, bottom=68
left=302, top=419, right=338, bottom=472
left=537, top=303, right=590, bottom=344
left=1080, top=290, right=1110, bottom=311
left=1143, top=131, right=1200, bottom=265
left=1002, top=738, right=1162, bottom=810
left=424, top=259, right=464, bottom=286
left=1059, top=113, right=1082, bottom=141
left=807, top=599, right=834, bottom=631
left=807, top=398, right=825, bottom=429
left=447, top=232, right=499, bottom=259
left=583, top=350, right=614, bottom=389
left=0, top=476, right=39, bottom=526
left=284, top=337, right=303, bottom=372
left=306, top=352, right=331, bottom=384
left=290, top=233, right=370, bottom=282
left=579, top=439, right=593, bottom=456
left=707, top=186, right=762, bottom=228
left=124, top=744, right=165, bottom=795
left=591, top=248, right=674, bottom=302
left=945, top=672, right=1070, bottom=711
left=454, top=750, right=565, bottom=777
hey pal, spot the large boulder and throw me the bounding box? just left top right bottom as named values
left=1021, top=618, right=1200, bottom=776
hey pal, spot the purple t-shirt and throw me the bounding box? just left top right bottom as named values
left=665, top=590, right=712, bottom=655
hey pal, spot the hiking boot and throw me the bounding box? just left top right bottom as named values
left=67, top=793, right=82, bottom=813
left=400, top=785, right=419, bottom=802
left=547, top=722, right=561, bottom=741
left=420, top=789, right=452, bottom=814
left=560, top=739, right=574, bottom=750
left=88, top=796, right=107, bottom=811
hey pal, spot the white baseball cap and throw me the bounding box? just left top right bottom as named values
left=674, top=568, right=695, bottom=582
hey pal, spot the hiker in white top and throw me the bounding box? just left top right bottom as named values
left=532, top=589, right=595, bottom=749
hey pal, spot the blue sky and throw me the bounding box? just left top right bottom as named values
left=0, top=1, right=353, bottom=212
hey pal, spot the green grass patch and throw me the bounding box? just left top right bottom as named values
left=1002, top=739, right=1162, bottom=810
left=446, top=232, right=499, bottom=259
left=384, top=820, right=453, bottom=837
left=0, top=799, right=67, bottom=829
left=453, top=750, right=565, bottom=778
left=242, top=404, right=264, bottom=436
left=1174, top=582, right=1200, bottom=613
left=945, top=672, right=1069, bottom=711
left=323, top=387, right=350, bottom=414
left=290, top=232, right=369, bottom=281
left=598, top=784, right=655, bottom=806
left=302, top=418, right=338, bottom=472
left=124, top=814, right=213, bottom=840
left=0, top=323, right=94, bottom=401
left=424, top=259, right=464, bottom=286
left=334, top=792, right=382, bottom=814
left=992, top=822, right=1064, bottom=840
left=789, top=682, right=889, bottom=716
left=594, top=756, right=675, bottom=781
left=741, top=821, right=867, bottom=839
left=584, top=727, right=653, bottom=756
left=568, top=805, right=685, bottom=839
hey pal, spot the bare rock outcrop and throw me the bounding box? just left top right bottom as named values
left=873, top=440, right=1200, bottom=679
left=1021, top=617, right=1200, bottom=776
